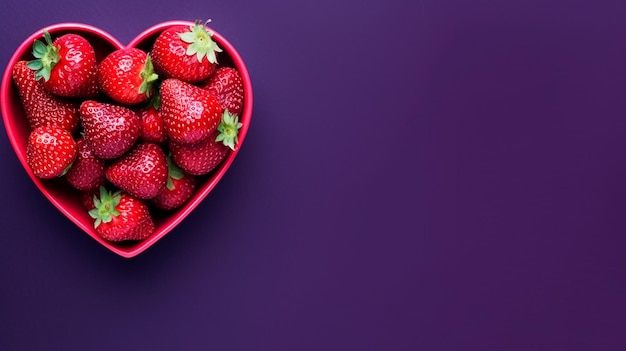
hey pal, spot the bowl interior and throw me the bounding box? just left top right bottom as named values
left=1, top=21, right=253, bottom=258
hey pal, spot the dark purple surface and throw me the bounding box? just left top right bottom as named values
left=1, top=0, right=626, bottom=349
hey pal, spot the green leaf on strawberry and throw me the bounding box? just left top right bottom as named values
left=166, top=155, right=184, bottom=191
left=27, top=30, right=59, bottom=82
left=215, top=110, right=243, bottom=151
left=139, top=54, right=159, bottom=97
left=178, top=20, right=222, bottom=64
left=89, top=187, right=121, bottom=228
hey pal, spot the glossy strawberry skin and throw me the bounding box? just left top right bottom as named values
left=80, top=189, right=100, bottom=211
left=160, top=78, right=223, bottom=145
left=12, top=61, right=80, bottom=133
left=26, top=126, right=77, bottom=179
left=138, top=105, right=167, bottom=144
left=169, top=134, right=230, bottom=175
left=202, top=67, right=244, bottom=116
left=80, top=100, right=141, bottom=159
left=65, top=137, right=106, bottom=192
left=151, top=173, right=197, bottom=210
left=150, top=25, right=217, bottom=83
left=44, top=34, right=98, bottom=98
left=105, top=143, right=168, bottom=199
left=93, top=193, right=154, bottom=242
left=98, top=48, right=156, bottom=105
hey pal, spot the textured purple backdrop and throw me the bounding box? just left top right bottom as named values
left=1, top=0, right=626, bottom=350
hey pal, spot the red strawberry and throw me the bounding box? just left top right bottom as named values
left=151, top=21, right=222, bottom=83
left=151, top=156, right=197, bottom=210
left=80, top=100, right=141, bottom=159
left=169, top=134, right=229, bottom=176
left=12, top=61, right=80, bottom=133
left=105, top=143, right=168, bottom=199
left=88, top=187, right=154, bottom=242
left=98, top=48, right=159, bottom=105
left=160, top=78, right=223, bottom=144
left=80, top=189, right=100, bottom=211
left=27, top=30, right=98, bottom=98
left=137, top=99, right=166, bottom=144
left=26, top=126, right=77, bottom=179
left=65, top=137, right=106, bottom=191
left=202, top=67, right=244, bottom=116
left=169, top=110, right=242, bottom=175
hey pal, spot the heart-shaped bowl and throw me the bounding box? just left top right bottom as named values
left=1, top=21, right=253, bottom=258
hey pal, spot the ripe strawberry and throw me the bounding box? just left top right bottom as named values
left=202, top=67, right=244, bottom=116
left=88, top=187, right=154, bottom=242
left=26, top=30, right=98, bottom=98
left=65, top=137, right=106, bottom=191
left=160, top=78, right=223, bottom=144
left=105, top=143, right=168, bottom=199
left=169, top=134, right=229, bottom=176
left=12, top=61, right=80, bottom=133
left=137, top=98, right=166, bottom=144
left=169, top=110, right=242, bottom=175
left=151, top=21, right=222, bottom=83
left=151, top=156, right=197, bottom=210
left=80, top=100, right=141, bottom=159
left=98, top=48, right=159, bottom=105
left=26, top=126, right=77, bottom=179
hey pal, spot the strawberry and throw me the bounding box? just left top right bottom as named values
left=88, top=186, right=154, bottom=242
left=151, top=21, right=222, bottom=83
left=160, top=78, right=223, bottom=144
left=12, top=61, right=80, bottom=133
left=65, top=137, right=106, bottom=192
left=26, top=30, right=98, bottom=98
left=80, top=100, right=141, bottom=159
left=98, top=48, right=159, bottom=105
left=105, top=143, right=168, bottom=199
left=151, top=156, right=197, bottom=210
left=137, top=98, right=166, bottom=144
left=169, top=110, right=242, bottom=175
left=202, top=67, right=244, bottom=116
left=26, top=126, right=77, bottom=179
left=80, top=189, right=100, bottom=211
left=169, top=134, right=229, bottom=176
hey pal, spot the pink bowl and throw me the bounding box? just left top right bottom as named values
left=0, top=21, right=253, bottom=258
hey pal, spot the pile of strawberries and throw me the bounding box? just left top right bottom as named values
left=12, top=21, right=245, bottom=242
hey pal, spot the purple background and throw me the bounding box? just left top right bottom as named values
left=1, top=0, right=626, bottom=349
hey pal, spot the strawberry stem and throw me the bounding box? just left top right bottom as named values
left=139, top=54, right=159, bottom=97
left=166, top=155, right=184, bottom=191
left=26, top=30, right=60, bottom=82
left=88, top=186, right=121, bottom=228
left=178, top=20, right=223, bottom=64
left=215, top=110, right=243, bottom=151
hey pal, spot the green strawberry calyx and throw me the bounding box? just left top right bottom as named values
left=216, top=110, right=243, bottom=151
left=166, top=155, right=184, bottom=191
left=59, top=162, right=74, bottom=177
left=139, top=54, right=159, bottom=97
left=88, top=187, right=121, bottom=228
left=26, top=30, right=60, bottom=82
left=178, top=20, right=223, bottom=64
